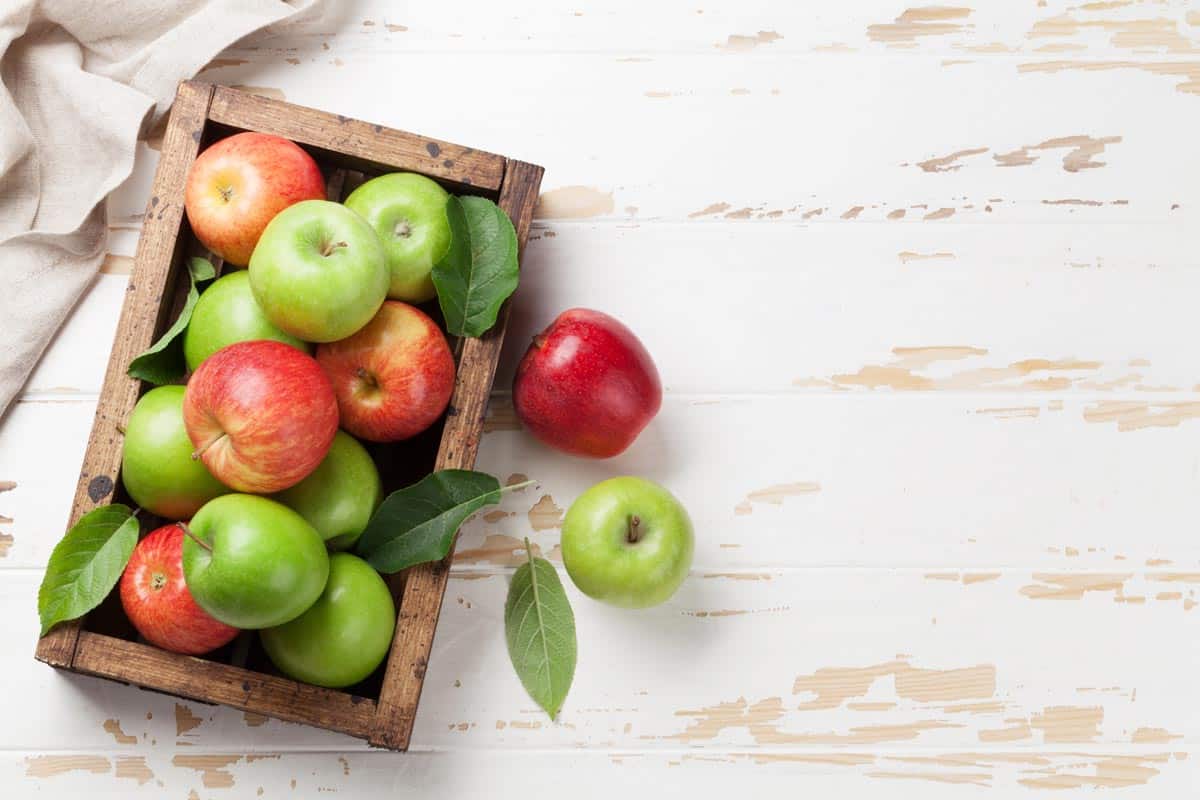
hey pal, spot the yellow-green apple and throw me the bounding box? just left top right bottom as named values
left=182, top=494, right=330, bottom=629
left=249, top=200, right=389, bottom=342
left=274, top=430, right=382, bottom=551
left=183, top=270, right=310, bottom=372
left=513, top=308, right=661, bottom=458
left=315, top=301, right=455, bottom=442
left=343, top=172, right=452, bottom=303
left=260, top=552, right=395, bottom=687
left=122, top=385, right=229, bottom=518
left=120, top=523, right=239, bottom=654
left=184, top=132, right=325, bottom=266
left=561, top=476, right=693, bottom=608
left=183, top=340, right=338, bottom=493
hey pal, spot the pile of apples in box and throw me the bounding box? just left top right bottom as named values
left=39, top=131, right=692, bottom=719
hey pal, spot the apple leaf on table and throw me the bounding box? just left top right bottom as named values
left=431, top=196, right=519, bottom=338
left=505, top=539, right=577, bottom=720
left=38, top=504, right=139, bottom=636
left=126, top=256, right=216, bottom=384
left=355, top=469, right=503, bottom=573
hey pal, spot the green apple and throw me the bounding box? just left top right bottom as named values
left=273, top=430, right=382, bottom=551
left=561, top=477, right=694, bottom=609
left=260, top=552, right=396, bottom=688
left=121, top=385, right=229, bottom=518
left=343, top=173, right=451, bottom=303
left=183, top=270, right=310, bottom=371
left=249, top=199, right=389, bottom=342
left=182, top=494, right=329, bottom=629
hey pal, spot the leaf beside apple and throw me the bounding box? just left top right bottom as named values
left=431, top=196, right=519, bottom=338
left=505, top=539, right=576, bottom=719
left=38, top=504, right=139, bottom=636
left=127, top=257, right=217, bottom=385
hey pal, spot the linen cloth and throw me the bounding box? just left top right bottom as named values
left=0, top=0, right=317, bottom=418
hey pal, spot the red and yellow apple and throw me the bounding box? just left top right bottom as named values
left=315, top=301, right=455, bottom=442
left=183, top=340, right=339, bottom=493
left=513, top=308, right=662, bottom=458
left=184, top=132, right=325, bottom=266
left=120, top=524, right=239, bottom=654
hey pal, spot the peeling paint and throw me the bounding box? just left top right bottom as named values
left=174, top=703, right=203, bottom=737
left=793, top=659, right=996, bottom=709
left=916, top=147, right=988, bottom=173
left=717, top=30, right=783, bottom=52
left=1083, top=400, right=1200, bottom=432
left=1030, top=705, right=1103, bottom=742
left=688, top=202, right=731, bottom=218
left=114, top=756, right=154, bottom=785
left=455, top=533, right=542, bottom=566
left=528, top=494, right=564, bottom=530
left=102, top=718, right=137, bottom=744
left=994, top=135, right=1121, bottom=171
left=841, top=205, right=865, bottom=219
left=898, top=251, right=954, bottom=264
left=869, top=7, right=973, bottom=45
left=735, top=481, right=820, bottom=516
left=1019, top=60, right=1200, bottom=97
left=172, top=754, right=241, bottom=789
left=1020, top=572, right=1131, bottom=600
left=26, top=755, right=110, bottom=778
left=534, top=186, right=614, bottom=219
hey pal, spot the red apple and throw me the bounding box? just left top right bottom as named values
left=513, top=308, right=661, bottom=458
left=183, top=340, right=338, bottom=493
left=120, top=524, right=239, bottom=655
left=184, top=132, right=325, bottom=266
left=315, top=301, right=455, bottom=442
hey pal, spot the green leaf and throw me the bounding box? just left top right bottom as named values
left=355, top=469, right=502, bottom=573
left=126, top=257, right=215, bottom=384
left=505, top=539, right=576, bottom=719
left=431, top=195, right=519, bottom=337
left=38, top=504, right=139, bottom=636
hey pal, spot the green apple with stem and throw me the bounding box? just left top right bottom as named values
left=343, top=173, right=452, bottom=303
left=121, top=385, right=229, bottom=518
left=260, top=552, right=396, bottom=688
left=182, top=494, right=329, bottom=629
left=560, top=476, right=694, bottom=609
left=183, top=270, right=310, bottom=371
left=249, top=200, right=389, bottom=342
left=273, top=430, right=382, bottom=551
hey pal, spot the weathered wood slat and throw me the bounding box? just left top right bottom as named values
left=369, top=159, right=544, bottom=750
left=34, top=81, right=215, bottom=668
left=207, top=85, right=506, bottom=192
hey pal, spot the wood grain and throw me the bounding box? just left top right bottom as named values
left=370, top=159, right=543, bottom=750
left=34, top=81, right=215, bottom=668
left=206, top=85, right=506, bottom=192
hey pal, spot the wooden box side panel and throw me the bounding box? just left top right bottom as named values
left=72, top=632, right=376, bottom=737
left=35, top=81, right=216, bottom=667
left=369, top=159, right=544, bottom=750
left=206, top=84, right=506, bottom=193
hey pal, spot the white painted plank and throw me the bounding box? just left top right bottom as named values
left=1, top=571, right=1195, bottom=775
left=248, top=0, right=1200, bottom=60
left=22, top=222, right=1200, bottom=396
left=177, top=54, right=1200, bottom=225
left=5, top=393, right=1200, bottom=570
left=2, top=746, right=1196, bottom=796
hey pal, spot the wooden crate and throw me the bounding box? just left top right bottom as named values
left=34, top=81, right=543, bottom=750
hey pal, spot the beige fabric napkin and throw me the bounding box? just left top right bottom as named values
left=0, top=0, right=317, bottom=419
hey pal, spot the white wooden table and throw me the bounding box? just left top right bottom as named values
left=3, top=1, right=1199, bottom=795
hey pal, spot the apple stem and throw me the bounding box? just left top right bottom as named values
left=190, top=433, right=226, bottom=461
left=627, top=515, right=642, bottom=544
left=320, top=240, right=349, bottom=257
left=177, top=522, right=212, bottom=553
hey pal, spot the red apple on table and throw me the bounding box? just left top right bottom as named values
left=315, top=301, right=455, bottom=442
left=183, top=340, right=339, bottom=493
left=513, top=308, right=662, bottom=458
left=120, top=524, right=239, bottom=655
left=184, top=132, right=325, bottom=266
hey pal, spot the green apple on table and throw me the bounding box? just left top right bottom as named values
left=344, top=173, right=452, bottom=303
left=249, top=199, right=389, bottom=342
left=182, top=494, right=330, bottom=629
left=183, top=270, right=309, bottom=371
left=561, top=476, right=694, bottom=609
left=274, top=430, right=382, bottom=551
left=121, top=385, right=229, bottom=518
left=261, top=552, right=396, bottom=688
